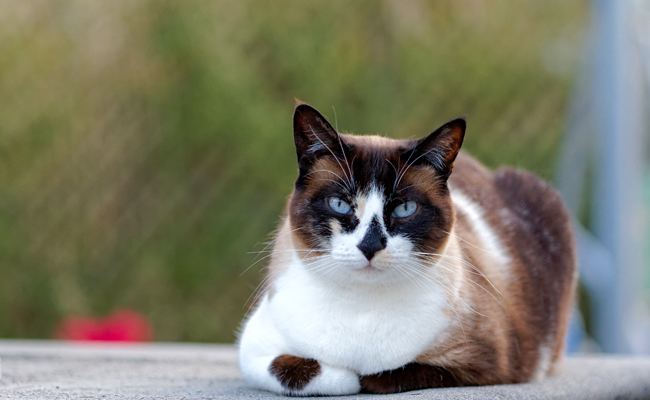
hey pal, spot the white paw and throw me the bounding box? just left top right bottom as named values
left=297, top=363, right=360, bottom=396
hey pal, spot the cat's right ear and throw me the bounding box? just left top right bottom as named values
left=293, top=103, right=346, bottom=176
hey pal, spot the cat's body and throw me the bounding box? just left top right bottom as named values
left=238, top=103, right=577, bottom=395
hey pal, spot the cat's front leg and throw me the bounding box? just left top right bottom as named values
left=242, top=353, right=360, bottom=396
left=239, top=297, right=360, bottom=396
left=268, top=354, right=360, bottom=396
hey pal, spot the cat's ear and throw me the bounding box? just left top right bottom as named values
left=405, top=118, right=465, bottom=176
left=293, top=103, right=347, bottom=174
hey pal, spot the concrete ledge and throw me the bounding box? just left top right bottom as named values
left=1, top=340, right=650, bottom=399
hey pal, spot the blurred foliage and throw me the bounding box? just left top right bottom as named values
left=0, top=0, right=587, bottom=342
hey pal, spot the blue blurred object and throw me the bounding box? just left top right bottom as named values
left=555, top=0, right=650, bottom=354
left=565, top=308, right=586, bottom=354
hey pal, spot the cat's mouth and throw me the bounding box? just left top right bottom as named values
left=356, top=262, right=384, bottom=273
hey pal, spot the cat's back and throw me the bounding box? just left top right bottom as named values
left=448, top=152, right=577, bottom=378
left=449, top=152, right=575, bottom=273
left=450, top=152, right=575, bottom=261
left=450, top=152, right=576, bottom=288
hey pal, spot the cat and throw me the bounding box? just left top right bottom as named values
left=238, top=102, right=577, bottom=395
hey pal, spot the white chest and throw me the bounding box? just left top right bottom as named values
left=267, top=267, right=451, bottom=375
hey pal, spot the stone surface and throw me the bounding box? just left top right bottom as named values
left=1, top=340, right=650, bottom=399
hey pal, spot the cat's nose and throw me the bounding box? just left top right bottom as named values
left=357, top=219, right=387, bottom=261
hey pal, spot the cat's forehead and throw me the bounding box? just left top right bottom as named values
left=306, top=134, right=434, bottom=197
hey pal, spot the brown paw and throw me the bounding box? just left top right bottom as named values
left=269, top=354, right=321, bottom=391
left=360, top=363, right=462, bottom=394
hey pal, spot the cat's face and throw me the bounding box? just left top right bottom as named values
left=288, top=104, right=465, bottom=287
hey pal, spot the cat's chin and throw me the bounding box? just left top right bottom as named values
left=308, top=263, right=389, bottom=288
left=308, top=255, right=414, bottom=287
left=353, top=263, right=384, bottom=277
left=350, top=260, right=378, bottom=271
left=341, top=262, right=405, bottom=286
left=357, top=263, right=379, bottom=271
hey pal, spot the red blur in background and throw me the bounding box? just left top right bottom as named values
left=54, top=309, right=153, bottom=342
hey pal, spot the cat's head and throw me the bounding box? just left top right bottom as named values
left=288, top=103, right=465, bottom=287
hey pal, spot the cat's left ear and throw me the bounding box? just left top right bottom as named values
left=405, top=118, right=465, bottom=176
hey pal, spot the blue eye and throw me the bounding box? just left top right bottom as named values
left=328, top=197, right=352, bottom=215
left=392, top=201, right=417, bottom=218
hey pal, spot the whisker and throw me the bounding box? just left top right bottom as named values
left=248, top=249, right=316, bottom=255
left=308, top=125, right=354, bottom=190
left=246, top=255, right=332, bottom=312
left=399, top=259, right=498, bottom=319
left=313, top=177, right=348, bottom=191
left=244, top=235, right=311, bottom=278
left=401, top=263, right=468, bottom=342
left=395, top=147, right=443, bottom=189
left=413, top=252, right=520, bottom=353
left=394, top=146, right=417, bottom=190
left=304, top=169, right=345, bottom=182
left=418, top=246, right=503, bottom=297
left=334, top=123, right=355, bottom=190
left=439, top=229, right=491, bottom=253
left=386, top=158, right=399, bottom=180
left=245, top=269, right=280, bottom=312
left=429, top=259, right=506, bottom=311
left=240, top=252, right=278, bottom=277
left=249, top=227, right=303, bottom=264
left=434, top=272, right=491, bottom=319
left=395, top=183, right=426, bottom=194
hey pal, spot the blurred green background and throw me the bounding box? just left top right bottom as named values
left=0, top=0, right=587, bottom=342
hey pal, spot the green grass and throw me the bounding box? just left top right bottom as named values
left=0, top=0, right=587, bottom=342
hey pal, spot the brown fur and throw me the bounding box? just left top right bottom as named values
left=269, top=355, right=321, bottom=390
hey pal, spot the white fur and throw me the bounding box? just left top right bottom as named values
left=449, top=187, right=511, bottom=278
left=238, top=187, right=454, bottom=395
left=270, top=259, right=449, bottom=375
left=532, top=345, right=553, bottom=381
left=238, top=298, right=360, bottom=396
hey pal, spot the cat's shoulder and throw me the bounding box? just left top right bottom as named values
left=492, top=166, right=567, bottom=223
left=451, top=152, right=568, bottom=221
left=449, top=151, right=493, bottom=188
left=450, top=151, right=574, bottom=264
left=491, top=166, right=575, bottom=269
